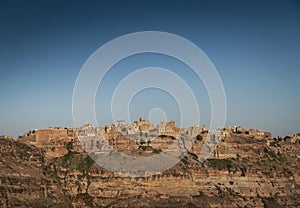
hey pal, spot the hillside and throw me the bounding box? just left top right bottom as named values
left=0, top=132, right=299, bottom=207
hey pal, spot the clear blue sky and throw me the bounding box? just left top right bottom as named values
left=0, top=0, right=300, bottom=138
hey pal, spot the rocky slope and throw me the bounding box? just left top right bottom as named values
left=0, top=134, right=299, bottom=207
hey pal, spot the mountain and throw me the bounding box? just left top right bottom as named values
left=0, top=129, right=299, bottom=207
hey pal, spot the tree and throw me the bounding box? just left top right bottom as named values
left=196, top=134, right=203, bottom=141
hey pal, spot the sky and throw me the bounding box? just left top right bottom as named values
left=0, top=0, right=300, bottom=138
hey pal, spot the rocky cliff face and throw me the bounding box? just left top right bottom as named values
left=0, top=134, right=299, bottom=207
left=0, top=137, right=70, bottom=207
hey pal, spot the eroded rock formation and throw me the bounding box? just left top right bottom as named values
left=0, top=131, right=299, bottom=207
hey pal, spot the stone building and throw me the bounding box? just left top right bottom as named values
left=127, top=125, right=136, bottom=135
left=116, top=120, right=125, bottom=127
left=0, top=135, right=13, bottom=140
left=158, top=120, right=179, bottom=137
left=291, top=133, right=300, bottom=143
left=247, top=129, right=272, bottom=139
left=137, top=117, right=152, bottom=133
left=18, top=127, right=78, bottom=144
left=158, top=122, right=167, bottom=135
left=187, top=125, right=200, bottom=138
left=104, top=125, right=115, bottom=133
left=234, top=126, right=245, bottom=133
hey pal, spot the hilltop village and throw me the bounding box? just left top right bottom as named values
left=11, top=117, right=300, bottom=160
left=0, top=119, right=300, bottom=207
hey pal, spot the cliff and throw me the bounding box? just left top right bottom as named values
left=0, top=133, right=299, bottom=207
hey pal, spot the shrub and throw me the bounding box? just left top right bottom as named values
left=207, top=158, right=233, bottom=171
